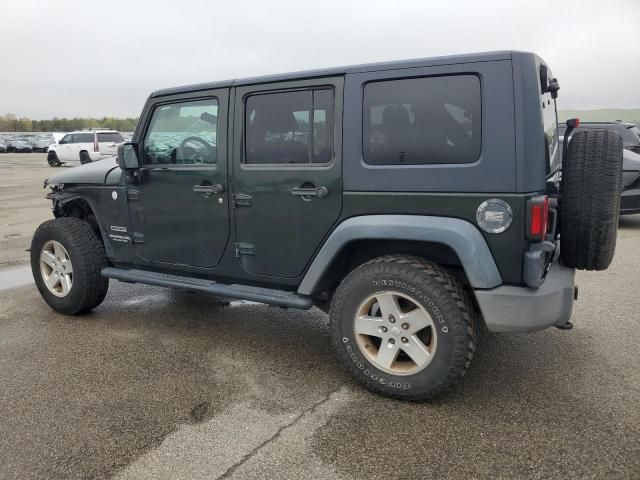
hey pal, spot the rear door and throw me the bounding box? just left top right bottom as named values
left=72, top=132, right=95, bottom=161
left=232, top=77, right=343, bottom=278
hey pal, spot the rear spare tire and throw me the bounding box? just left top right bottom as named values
left=560, top=129, right=623, bottom=270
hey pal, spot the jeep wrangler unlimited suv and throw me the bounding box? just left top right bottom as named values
left=31, top=51, right=623, bottom=400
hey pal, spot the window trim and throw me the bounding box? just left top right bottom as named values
left=140, top=95, right=220, bottom=168
left=241, top=86, right=336, bottom=169
left=361, top=73, right=483, bottom=167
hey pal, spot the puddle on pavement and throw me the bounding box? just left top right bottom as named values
left=0, top=265, right=33, bottom=291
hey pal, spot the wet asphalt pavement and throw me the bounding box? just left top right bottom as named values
left=1, top=217, right=639, bottom=479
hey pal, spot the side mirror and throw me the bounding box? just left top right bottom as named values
left=117, top=142, right=140, bottom=170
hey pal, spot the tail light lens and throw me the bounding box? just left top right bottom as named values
left=528, top=196, right=549, bottom=240
left=94, top=134, right=99, bottom=152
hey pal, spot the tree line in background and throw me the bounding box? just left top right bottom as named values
left=0, top=113, right=138, bottom=132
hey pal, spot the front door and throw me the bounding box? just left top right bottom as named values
left=56, top=134, right=74, bottom=161
left=127, top=90, right=229, bottom=268
left=232, top=78, right=343, bottom=278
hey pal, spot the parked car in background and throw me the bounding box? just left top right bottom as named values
left=559, top=122, right=640, bottom=154
left=0, top=141, right=7, bottom=153
left=34, top=134, right=55, bottom=152
left=9, top=140, right=34, bottom=153
left=47, top=129, right=124, bottom=167
left=620, top=149, right=640, bottom=215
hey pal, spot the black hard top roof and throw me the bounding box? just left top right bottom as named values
left=151, top=50, right=521, bottom=98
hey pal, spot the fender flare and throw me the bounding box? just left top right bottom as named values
left=298, top=215, right=502, bottom=295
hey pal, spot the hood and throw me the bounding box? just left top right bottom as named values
left=46, top=157, right=120, bottom=186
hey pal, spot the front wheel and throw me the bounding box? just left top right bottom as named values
left=330, top=255, right=477, bottom=401
left=30, top=218, right=109, bottom=315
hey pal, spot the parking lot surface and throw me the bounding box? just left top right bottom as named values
left=0, top=153, right=638, bottom=479
left=0, top=153, right=51, bottom=266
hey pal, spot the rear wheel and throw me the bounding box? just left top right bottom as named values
left=31, top=218, right=109, bottom=315
left=47, top=151, right=61, bottom=167
left=330, top=255, right=477, bottom=401
left=560, top=129, right=623, bottom=270
left=79, top=151, right=92, bottom=165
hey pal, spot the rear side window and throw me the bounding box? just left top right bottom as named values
left=97, top=132, right=124, bottom=143
left=244, top=88, right=334, bottom=165
left=539, top=64, right=559, bottom=175
left=363, top=75, right=481, bottom=165
left=73, top=133, right=94, bottom=143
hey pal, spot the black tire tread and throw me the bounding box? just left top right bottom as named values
left=561, top=129, right=623, bottom=270
left=330, top=254, right=477, bottom=401
left=31, top=218, right=109, bottom=314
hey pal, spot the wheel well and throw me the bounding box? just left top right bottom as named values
left=53, top=198, right=103, bottom=245
left=311, top=239, right=469, bottom=296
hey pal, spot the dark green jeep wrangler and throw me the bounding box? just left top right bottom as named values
left=32, top=51, right=623, bottom=400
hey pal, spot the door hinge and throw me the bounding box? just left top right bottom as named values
left=233, top=193, right=252, bottom=207
left=131, top=232, right=145, bottom=244
left=235, top=242, right=255, bottom=257
left=127, top=188, right=140, bottom=201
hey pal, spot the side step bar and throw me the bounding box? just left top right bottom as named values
left=101, top=267, right=313, bottom=310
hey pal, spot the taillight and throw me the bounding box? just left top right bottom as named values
left=528, top=196, right=549, bottom=240
left=94, top=135, right=99, bottom=152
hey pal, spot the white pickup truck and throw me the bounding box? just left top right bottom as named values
left=47, top=129, right=124, bottom=167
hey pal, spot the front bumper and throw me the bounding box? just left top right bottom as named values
left=475, top=256, right=575, bottom=333
left=620, top=187, right=640, bottom=215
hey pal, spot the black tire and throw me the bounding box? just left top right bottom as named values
left=561, top=129, right=623, bottom=270
left=79, top=151, right=91, bottom=165
left=30, top=218, right=109, bottom=315
left=47, top=151, right=61, bottom=167
left=330, top=255, right=477, bottom=401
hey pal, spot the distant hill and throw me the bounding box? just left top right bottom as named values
left=559, top=109, right=640, bottom=124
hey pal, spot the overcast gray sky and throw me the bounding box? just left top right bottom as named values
left=1, top=0, right=638, bottom=119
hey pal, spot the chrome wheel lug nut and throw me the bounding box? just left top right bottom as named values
left=401, top=337, right=409, bottom=344
left=401, top=323, right=409, bottom=330
left=380, top=326, right=388, bottom=333
left=389, top=315, right=396, bottom=324
left=388, top=338, right=395, bottom=345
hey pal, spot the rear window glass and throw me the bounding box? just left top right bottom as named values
left=97, top=133, right=124, bottom=143
left=244, top=88, right=334, bottom=165
left=363, top=75, right=481, bottom=165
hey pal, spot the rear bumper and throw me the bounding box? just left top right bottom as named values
left=620, top=188, right=640, bottom=215
left=475, top=256, right=575, bottom=333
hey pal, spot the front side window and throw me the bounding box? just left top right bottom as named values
left=363, top=75, right=481, bottom=165
left=244, top=88, right=334, bottom=165
left=143, top=98, right=218, bottom=165
left=59, top=134, right=72, bottom=144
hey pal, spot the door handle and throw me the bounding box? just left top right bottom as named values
left=290, top=186, right=328, bottom=199
left=193, top=183, right=224, bottom=197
